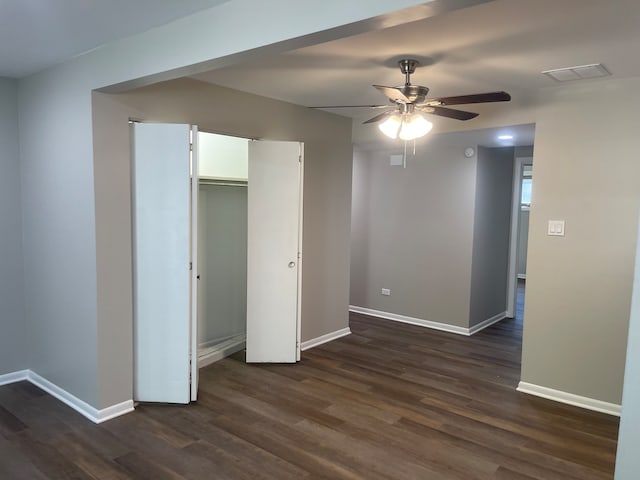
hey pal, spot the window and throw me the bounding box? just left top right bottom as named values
left=521, top=178, right=532, bottom=206
left=521, top=164, right=532, bottom=208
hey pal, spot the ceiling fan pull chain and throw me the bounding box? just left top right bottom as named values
left=403, top=141, right=407, bottom=169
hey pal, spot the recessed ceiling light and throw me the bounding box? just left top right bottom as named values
left=498, top=135, right=514, bottom=140
left=542, top=63, right=610, bottom=82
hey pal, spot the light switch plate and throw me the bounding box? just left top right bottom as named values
left=548, top=220, right=565, bottom=236
left=381, top=288, right=391, bottom=296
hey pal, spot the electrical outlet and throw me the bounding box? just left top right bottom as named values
left=381, top=288, right=391, bottom=296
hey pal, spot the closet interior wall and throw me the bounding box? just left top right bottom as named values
left=197, top=132, right=249, bottom=367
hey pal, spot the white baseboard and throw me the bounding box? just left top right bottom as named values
left=0, top=370, right=134, bottom=424
left=350, top=305, right=470, bottom=335
left=517, top=381, right=621, bottom=417
left=301, top=327, right=352, bottom=351
left=517, top=274, right=527, bottom=280
left=198, top=337, right=246, bottom=368
left=349, top=306, right=507, bottom=336
left=198, top=333, right=245, bottom=351
left=468, top=311, right=508, bottom=335
left=0, top=369, right=29, bottom=386
left=94, top=399, right=135, bottom=423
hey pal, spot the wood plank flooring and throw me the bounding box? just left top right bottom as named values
left=0, top=308, right=619, bottom=479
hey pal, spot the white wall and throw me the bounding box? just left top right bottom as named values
left=16, top=0, right=434, bottom=409
left=199, top=132, right=248, bottom=180
left=0, top=78, right=26, bottom=375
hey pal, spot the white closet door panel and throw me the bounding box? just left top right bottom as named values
left=132, top=123, right=191, bottom=404
left=246, top=141, right=302, bottom=363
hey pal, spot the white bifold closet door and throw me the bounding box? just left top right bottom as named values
left=246, top=140, right=303, bottom=363
left=132, top=122, right=199, bottom=403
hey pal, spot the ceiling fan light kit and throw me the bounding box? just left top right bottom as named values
left=379, top=112, right=433, bottom=140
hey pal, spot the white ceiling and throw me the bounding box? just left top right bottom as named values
left=5, top=0, right=639, bottom=147
left=191, top=0, right=640, bottom=147
left=0, top=0, right=230, bottom=78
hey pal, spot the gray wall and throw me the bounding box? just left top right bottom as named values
left=350, top=143, right=477, bottom=328
left=469, top=147, right=514, bottom=327
left=521, top=77, right=640, bottom=404
left=0, top=78, right=26, bottom=375
left=92, top=78, right=353, bottom=404
left=19, top=71, right=100, bottom=405
left=615, top=217, right=640, bottom=479
left=350, top=143, right=516, bottom=329
left=198, top=184, right=248, bottom=346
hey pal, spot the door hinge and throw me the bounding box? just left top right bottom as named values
left=298, top=155, right=302, bottom=163
left=189, top=143, right=193, bottom=152
left=189, top=262, right=193, bottom=271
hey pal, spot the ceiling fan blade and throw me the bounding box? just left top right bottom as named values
left=363, top=110, right=395, bottom=124
left=309, top=104, right=387, bottom=109
left=420, top=106, right=479, bottom=121
left=373, top=85, right=411, bottom=104
left=421, top=91, right=511, bottom=106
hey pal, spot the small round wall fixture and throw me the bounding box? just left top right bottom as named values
left=464, top=147, right=475, bottom=158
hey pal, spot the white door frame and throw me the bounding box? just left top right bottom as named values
left=190, top=125, right=199, bottom=401
left=296, top=143, right=304, bottom=361
left=506, top=156, right=533, bottom=317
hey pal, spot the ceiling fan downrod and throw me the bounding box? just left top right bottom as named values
left=398, top=59, right=419, bottom=86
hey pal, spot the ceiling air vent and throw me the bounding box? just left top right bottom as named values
left=542, top=63, right=610, bottom=82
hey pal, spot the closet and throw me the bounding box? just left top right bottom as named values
left=132, top=123, right=303, bottom=404
left=197, top=132, right=249, bottom=368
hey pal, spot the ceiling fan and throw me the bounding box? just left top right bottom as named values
left=314, top=59, right=511, bottom=141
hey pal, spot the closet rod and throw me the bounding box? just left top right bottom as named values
left=199, top=180, right=248, bottom=187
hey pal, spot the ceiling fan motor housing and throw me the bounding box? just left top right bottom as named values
left=395, top=59, right=428, bottom=102
left=396, top=84, right=429, bottom=103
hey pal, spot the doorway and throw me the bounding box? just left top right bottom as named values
left=196, top=133, right=249, bottom=368
left=131, top=125, right=304, bottom=405
left=195, top=132, right=305, bottom=366
left=507, top=156, right=533, bottom=322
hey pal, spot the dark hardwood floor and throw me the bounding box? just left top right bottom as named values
left=0, top=298, right=619, bottom=479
